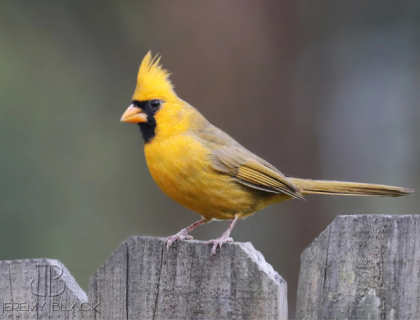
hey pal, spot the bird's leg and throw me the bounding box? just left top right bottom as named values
left=207, top=214, right=239, bottom=255
left=165, top=218, right=209, bottom=249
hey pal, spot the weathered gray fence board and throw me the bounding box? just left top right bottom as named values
left=88, top=236, right=287, bottom=320
left=297, top=215, right=420, bottom=320
left=3, top=215, right=420, bottom=319
left=0, top=258, right=88, bottom=319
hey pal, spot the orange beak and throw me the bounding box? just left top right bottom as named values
left=120, top=104, right=148, bottom=123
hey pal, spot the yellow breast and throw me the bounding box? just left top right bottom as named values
left=144, top=134, right=271, bottom=220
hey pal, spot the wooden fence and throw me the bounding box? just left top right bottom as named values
left=0, top=215, right=419, bottom=319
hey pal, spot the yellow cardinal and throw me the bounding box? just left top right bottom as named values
left=121, top=52, right=414, bottom=255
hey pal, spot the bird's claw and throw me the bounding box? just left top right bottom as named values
left=206, top=235, right=233, bottom=255
left=165, top=230, right=194, bottom=249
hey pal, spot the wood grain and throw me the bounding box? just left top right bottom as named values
left=297, top=215, right=420, bottom=319
left=88, top=236, right=287, bottom=319
left=0, top=258, right=87, bottom=319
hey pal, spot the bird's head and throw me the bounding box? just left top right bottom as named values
left=121, top=52, right=189, bottom=143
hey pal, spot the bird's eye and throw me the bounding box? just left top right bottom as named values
left=150, top=100, right=161, bottom=109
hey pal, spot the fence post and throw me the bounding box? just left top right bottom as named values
left=296, top=215, right=420, bottom=319
left=0, top=258, right=87, bottom=319
left=88, top=236, right=287, bottom=319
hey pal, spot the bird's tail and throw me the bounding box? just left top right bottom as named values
left=288, top=178, right=414, bottom=197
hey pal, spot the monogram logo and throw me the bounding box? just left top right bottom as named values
left=29, top=265, right=66, bottom=297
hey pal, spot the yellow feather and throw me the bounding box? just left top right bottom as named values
left=132, top=51, right=177, bottom=102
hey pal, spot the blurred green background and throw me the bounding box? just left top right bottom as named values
left=1, top=1, right=419, bottom=316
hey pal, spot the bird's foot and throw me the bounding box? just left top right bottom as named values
left=165, top=229, right=194, bottom=249
left=206, top=234, right=233, bottom=255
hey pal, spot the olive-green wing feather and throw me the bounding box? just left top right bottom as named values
left=212, top=147, right=305, bottom=200
left=193, top=123, right=305, bottom=200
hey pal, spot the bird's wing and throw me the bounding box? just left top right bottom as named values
left=193, top=124, right=305, bottom=201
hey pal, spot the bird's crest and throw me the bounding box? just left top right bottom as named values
left=132, top=52, right=177, bottom=101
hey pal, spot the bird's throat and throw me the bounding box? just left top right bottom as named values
left=138, top=120, right=156, bottom=143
